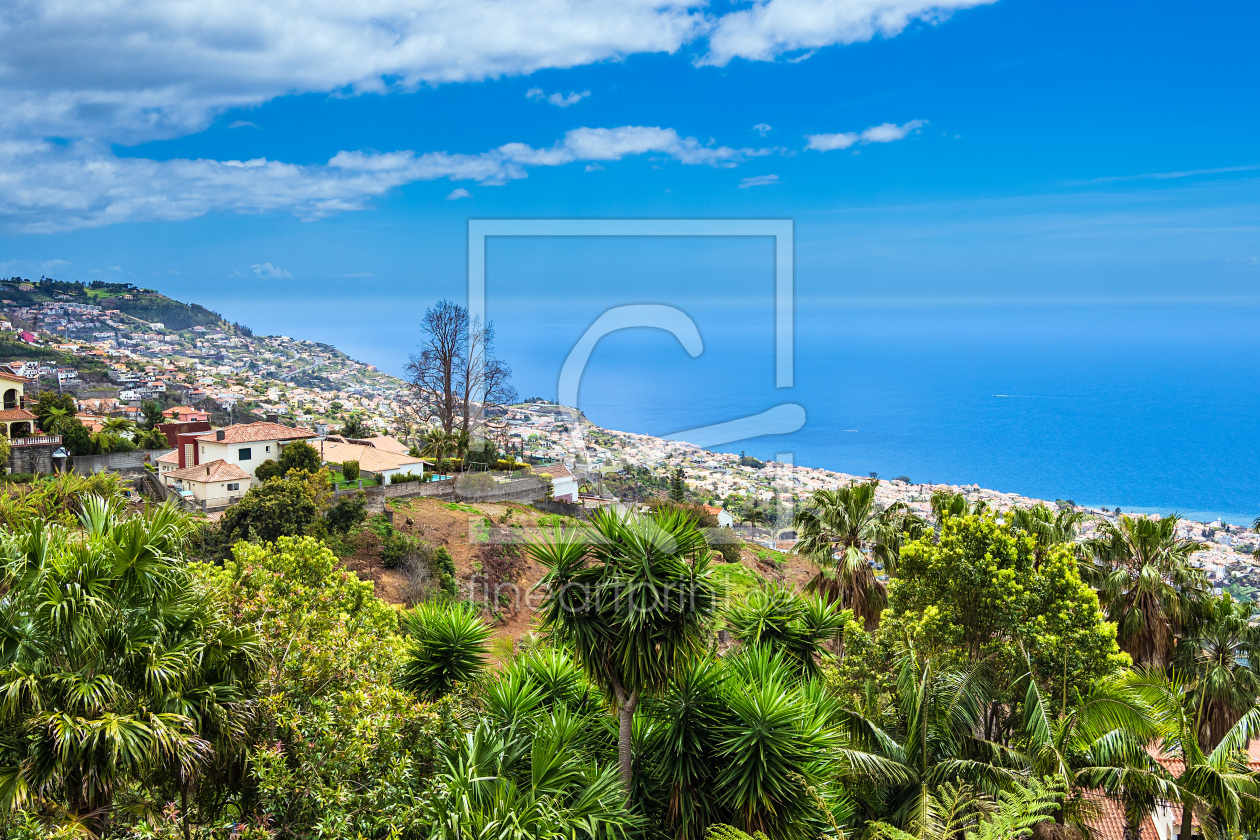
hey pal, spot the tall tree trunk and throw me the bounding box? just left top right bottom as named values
left=1179, top=802, right=1194, bottom=840
left=616, top=690, right=638, bottom=795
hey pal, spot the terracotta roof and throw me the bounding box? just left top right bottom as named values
left=363, top=435, right=410, bottom=455
left=1085, top=794, right=1160, bottom=840
left=195, top=422, right=315, bottom=445
left=0, top=369, right=29, bottom=384
left=0, top=408, right=36, bottom=421
left=164, top=459, right=250, bottom=483
left=701, top=504, right=723, bottom=516
left=1149, top=738, right=1260, bottom=776
left=156, top=450, right=180, bottom=465
left=318, top=439, right=429, bottom=473
left=162, top=405, right=206, bottom=418
left=532, top=463, right=573, bottom=479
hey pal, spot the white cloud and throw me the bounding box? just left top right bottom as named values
left=0, top=1, right=980, bottom=144
left=806, top=131, right=859, bottom=151
left=806, top=119, right=926, bottom=151
left=249, top=262, right=292, bottom=279
left=527, top=87, right=591, bottom=107
left=0, top=127, right=771, bottom=233
left=703, top=0, right=995, bottom=66
left=0, top=1, right=703, bottom=143
left=446, top=187, right=472, bottom=200
left=738, top=173, right=779, bottom=188
left=753, top=123, right=773, bottom=136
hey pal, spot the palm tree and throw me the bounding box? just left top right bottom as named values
left=1154, top=668, right=1260, bottom=840
left=744, top=504, right=768, bottom=537
left=1015, top=666, right=1175, bottom=835
left=1007, top=503, right=1084, bottom=568
left=421, top=427, right=460, bottom=470
left=1086, top=514, right=1208, bottom=666
left=793, top=480, right=925, bottom=630
left=100, top=416, right=134, bottom=436
left=528, top=506, right=720, bottom=792
left=834, top=652, right=1022, bottom=833
left=1174, top=592, right=1260, bottom=752
left=930, top=490, right=988, bottom=524
left=0, top=497, right=260, bottom=834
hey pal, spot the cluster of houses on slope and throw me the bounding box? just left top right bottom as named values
left=155, top=421, right=433, bottom=508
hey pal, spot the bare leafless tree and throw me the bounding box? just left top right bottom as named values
left=405, top=300, right=517, bottom=441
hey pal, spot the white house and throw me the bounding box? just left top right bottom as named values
left=702, top=504, right=736, bottom=528
left=191, top=422, right=317, bottom=478
left=532, top=463, right=579, bottom=502
left=156, top=450, right=180, bottom=477
left=161, top=459, right=251, bottom=507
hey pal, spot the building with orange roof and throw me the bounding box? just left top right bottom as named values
left=160, top=459, right=251, bottom=507
left=162, top=405, right=209, bottom=423
left=181, top=421, right=317, bottom=478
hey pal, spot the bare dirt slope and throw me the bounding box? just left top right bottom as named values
left=343, top=497, right=818, bottom=655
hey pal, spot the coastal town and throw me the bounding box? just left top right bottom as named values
left=4, top=276, right=1259, bottom=600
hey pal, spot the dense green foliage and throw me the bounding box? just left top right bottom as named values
left=2, top=466, right=1257, bottom=840
left=276, top=440, right=321, bottom=475
left=0, top=499, right=259, bottom=836
left=215, top=473, right=325, bottom=546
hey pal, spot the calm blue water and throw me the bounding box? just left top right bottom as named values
left=199, top=236, right=1260, bottom=524
left=526, top=302, right=1260, bottom=524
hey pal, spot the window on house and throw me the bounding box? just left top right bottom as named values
left=266, top=445, right=270, bottom=453
left=238, top=447, right=252, bottom=461
left=227, top=483, right=239, bottom=492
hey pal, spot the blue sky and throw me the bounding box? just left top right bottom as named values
left=3, top=0, right=1260, bottom=514
left=2, top=0, right=1256, bottom=308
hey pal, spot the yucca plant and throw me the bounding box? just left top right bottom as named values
left=641, top=647, right=850, bottom=840
left=422, top=713, right=637, bottom=840
left=528, top=506, right=720, bottom=791
left=398, top=601, right=492, bottom=700
left=725, top=583, right=847, bottom=678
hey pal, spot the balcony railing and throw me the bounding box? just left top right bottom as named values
left=10, top=435, right=62, bottom=447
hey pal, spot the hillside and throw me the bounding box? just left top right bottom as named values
left=1, top=278, right=228, bottom=331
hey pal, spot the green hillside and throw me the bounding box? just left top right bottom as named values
left=1, top=278, right=226, bottom=330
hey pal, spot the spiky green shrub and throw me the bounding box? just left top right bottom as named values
left=399, top=602, right=493, bottom=700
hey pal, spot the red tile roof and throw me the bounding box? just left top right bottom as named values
left=0, top=408, right=36, bottom=421
left=0, top=369, right=29, bottom=384
left=1085, top=794, right=1159, bottom=840
left=164, top=459, right=250, bottom=483
left=195, top=422, right=315, bottom=445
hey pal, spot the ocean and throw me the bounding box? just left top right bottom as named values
left=204, top=237, right=1260, bottom=524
